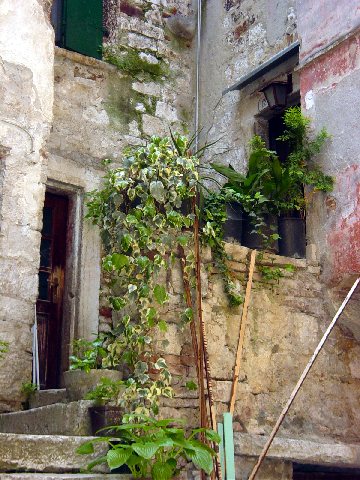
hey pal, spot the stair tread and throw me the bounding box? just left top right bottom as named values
left=29, top=389, right=68, bottom=409
left=0, top=433, right=108, bottom=473
left=0, top=401, right=93, bottom=436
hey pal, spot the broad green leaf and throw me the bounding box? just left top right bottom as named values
left=107, top=448, right=131, bottom=470
left=120, top=233, right=132, bottom=251
left=177, top=235, right=189, bottom=246
left=187, top=447, right=214, bottom=474
left=150, top=180, right=165, bottom=202
left=152, top=460, right=174, bottom=480
left=111, top=253, right=129, bottom=270
left=192, top=428, right=221, bottom=443
left=132, top=442, right=159, bottom=459
left=110, top=296, right=126, bottom=310
left=153, top=284, right=168, bottom=305
left=146, top=307, right=157, bottom=326
left=210, top=163, right=246, bottom=185
left=76, top=441, right=94, bottom=455
left=84, top=455, right=108, bottom=472
left=154, top=357, right=167, bottom=369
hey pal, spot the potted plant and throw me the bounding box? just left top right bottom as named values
left=20, top=381, right=37, bottom=410
left=211, top=135, right=281, bottom=252
left=77, top=414, right=220, bottom=479
left=85, top=377, right=126, bottom=435
left=64, top=334, right=123, bottom=401
left=210, top=107, right=333, bottom=257
left=274, top=106, right=333, bottom=257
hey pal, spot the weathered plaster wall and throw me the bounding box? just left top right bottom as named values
left=295, top=1, right=360, bottom=340
left=0, top=0, right=54, bottom=411
left=296, top=0, right=360, bottom=63
left=49, top=1, right=195, bottom=168
left=199, top=0, right=297, bottom=173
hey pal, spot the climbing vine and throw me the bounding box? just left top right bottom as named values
left=86, top=134, right=198, bottom=415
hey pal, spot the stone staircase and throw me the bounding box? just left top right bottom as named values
left=0, top=390, right=128, bottom=478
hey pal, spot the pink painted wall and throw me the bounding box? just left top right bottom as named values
left=296, top=0, right=360, bottom=62
left=296, top=2, right=360, bottom=285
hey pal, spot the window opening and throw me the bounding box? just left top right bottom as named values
left=51, top=0, right=103, bottom=60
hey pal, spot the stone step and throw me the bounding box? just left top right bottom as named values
left=29, top=389, right=68, bottom=409
left=0, top=433, right=108, bottom=473
left=1, top=475, right=131, bottom=479
left=0, top=401, right=93, bottom=436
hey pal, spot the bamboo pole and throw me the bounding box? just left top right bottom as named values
left=229, top=249, right=257, bottom=414
left=248, top=277, right=360, bottom=480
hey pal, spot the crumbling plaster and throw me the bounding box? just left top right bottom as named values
left=198, top=0, right=297, bottom=175
left=0, top=0, right=54, bottom=411
left=295, top=1, right=360, bottom=344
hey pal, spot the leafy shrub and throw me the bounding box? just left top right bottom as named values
left=77, top=415, right=220, bottom=479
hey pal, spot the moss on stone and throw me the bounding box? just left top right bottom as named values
left=103, top=45, right=169, bottom=81
left=104, top=73, right=158, bottom=135
left=105, top=75, right=139, bottom=131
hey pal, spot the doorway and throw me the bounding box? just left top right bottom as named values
left=293, top=463, right=360, bottom=479
left=36, top=192, right=69, bottom=389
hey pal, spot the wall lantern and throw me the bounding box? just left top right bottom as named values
left=261, top=81, right=288, bottom=109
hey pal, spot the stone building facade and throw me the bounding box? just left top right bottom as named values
left=0, top=0, right=359, bottom=478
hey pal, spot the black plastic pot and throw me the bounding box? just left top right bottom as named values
left=241, top=213, right=279, bottom=253
left=278, top=213, right=306, bottom=258
left=223, top=202, right=243, bottom=243
left=89, top=405, right=123, bottom=436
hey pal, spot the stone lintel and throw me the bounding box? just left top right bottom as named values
left=234, top=433, right=360, bottom=467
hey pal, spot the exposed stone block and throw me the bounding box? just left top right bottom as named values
left=0, top=433, right=108, bottom=473
left=0, top=401, right=93, bottom=436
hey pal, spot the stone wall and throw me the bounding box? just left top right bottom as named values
left=0, top=0, right=54, bottom=411
left=148, top=245, right=360, bottom=445
left=0, top=0, right=196, bottom=411
left=47, top=0, right=196, bottom=344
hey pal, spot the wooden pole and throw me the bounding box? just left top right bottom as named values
left=193, top=199, right=207, bottom=480
left=193, top=199, right=222, bottom=480
left=178, top=245, right=200, bottom=382
left=229, top=249, right=257, bottom=414
left=248, top=277, right=360, bottom=480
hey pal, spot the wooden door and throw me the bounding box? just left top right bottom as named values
left=36, top=192, right=68, bottom=389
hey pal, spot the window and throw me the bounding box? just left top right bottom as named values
left=51, top=0, right=103, bottom=59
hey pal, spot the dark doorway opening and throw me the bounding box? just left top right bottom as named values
left=293, top=463, right=360, bottom=479
left=36, top=192, right=69, bottom=389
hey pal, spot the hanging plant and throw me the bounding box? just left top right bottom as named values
left=86, top=134, right=199, bottom=416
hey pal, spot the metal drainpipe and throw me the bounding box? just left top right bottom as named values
left=194, top=0, right=202, bottom=152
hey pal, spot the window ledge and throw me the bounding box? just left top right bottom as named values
left=55, top=46, right=116, bottom=72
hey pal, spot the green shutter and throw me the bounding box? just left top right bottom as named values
left=63, top=0, right=103, bottom=59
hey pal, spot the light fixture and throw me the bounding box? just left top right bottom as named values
left=261, top=81, right=288, bottom=109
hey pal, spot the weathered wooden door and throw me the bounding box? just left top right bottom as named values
left=36, top=192, right=68, bottom=389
